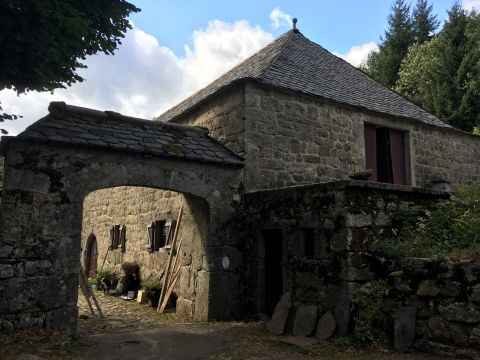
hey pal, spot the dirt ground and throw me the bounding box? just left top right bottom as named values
left=1, top=291, right=450, bottom=360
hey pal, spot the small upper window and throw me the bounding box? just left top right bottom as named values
left=147, top=220, right=177, bottom=252
left=364, top=124, right=406, bottom=185
left=109, top=225, right=126, bottom=251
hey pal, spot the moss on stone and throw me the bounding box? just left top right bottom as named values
left=168, top=128, right=187, bottom=141
left=162, top=143, right=186, bottom=155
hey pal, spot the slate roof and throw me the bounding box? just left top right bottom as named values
left=158, top=30, right=450, bottom=128
left=16, top=102, right=243, bottom=166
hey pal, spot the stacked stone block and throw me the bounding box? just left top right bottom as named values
left=377, top=258, right=480, bottom=358
left=243, top=180, right=446, bottom=336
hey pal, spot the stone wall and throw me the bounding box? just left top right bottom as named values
left=412, top=125, right=480, bottom=188
left=82, top=187, right=180, bottom=279
left=373, top=257, right=480, bottom=358
left=81, top=187, right=209, bottom=320
left=242, top=180, right=447, bottom=335
left=172, top=86, right=245, bottom=156
left=172, top=81, right=480, bottom=192
left=243, top=82, right=480, bottom=191
left=243, top=83, right=365, bottom=190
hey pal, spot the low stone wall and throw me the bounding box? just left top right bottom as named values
left=373, top=257, right=480, bottom=358
left=242, top=180, right=447, bottom=335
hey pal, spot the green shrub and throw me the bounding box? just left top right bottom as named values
left=371, top=185, right=480, bottom=259
left=352, top=280, right=389, bottom=346
left=141, top=278, right=162, bottom=294
left=88, top=268, right=115, bottom=288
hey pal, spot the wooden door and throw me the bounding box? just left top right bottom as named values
left=263, top=229, right=283, bottom=317
left=88, top=237, right=98, bottom=278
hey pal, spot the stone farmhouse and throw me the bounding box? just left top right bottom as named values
left=1, top=28, right=480, bottom=334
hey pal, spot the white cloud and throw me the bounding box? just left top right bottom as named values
left=0, top=20, right=273, bottom=135
left=182, top=20, right=273, bottom=90
left=333, top=42, right=379, bottom=67
left=269, top=7, right=292, bottom=30
left=462, top=0, right=480, bottom=11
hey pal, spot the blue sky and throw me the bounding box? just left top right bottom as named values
left=1, top=0, right=478, bottom=134
left=130, top=0, right=455, bottom=55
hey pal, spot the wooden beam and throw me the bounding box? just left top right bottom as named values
left=158, top=265, right=181, bottom=313
left=157, top=199, right=184, bottom=312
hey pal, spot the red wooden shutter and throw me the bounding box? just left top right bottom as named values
left=364, top=124, right=377, bottom=181
left=389, top=129, right=406, bottom=185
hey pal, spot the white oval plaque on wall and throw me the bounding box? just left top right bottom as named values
left=222, top=256, right=230, bottom=269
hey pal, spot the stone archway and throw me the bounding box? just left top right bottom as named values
left=81, top=185, right=212, bottom=319
left=0, top=103, right=244, bottom=332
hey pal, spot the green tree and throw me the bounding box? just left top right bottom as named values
left=412, top=0, right=439, bottom=43
left=0, top=0, right=140, bottom=125
left=396, top=4, right=480, bottom=131
left=364, top=0, right=414, bottom=87
left=431, top=3, right=470, bottom=128
left=395, top=39, right=439, bottom=112
left=457, top=12, right=480, bottom=131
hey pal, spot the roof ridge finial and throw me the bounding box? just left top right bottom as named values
left=292, top=18, right=298, bottom=31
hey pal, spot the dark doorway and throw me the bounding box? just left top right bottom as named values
left=87, top=235, right=98, bottom=278
left=263, top=229, right=283, bottom=317
left=364, top=124, right=406, bottom=185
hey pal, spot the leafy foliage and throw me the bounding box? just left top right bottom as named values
left=412, top=0, right=439, bottom=43
left=364, top=1, right=480, bottom=132
left=395, top=39, right=440, bottom=111
left=352, top=280, right=389, bottom=346
left=88, top=267, right=115, bottom=288
left=371, top=185, right=480, bottom=259
left=0, top=0, right=140, bottom=124
left=141, top=278, right=162, bottom=294
left=364, top=0, right=415, bottom=88
left=396, top=8, right=480, bottom=131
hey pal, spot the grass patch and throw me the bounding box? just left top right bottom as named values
left=224, top=325, right=393, bottom=360
left=0, top=329, right=86, bottom=359
left=371, top=185, right=480, bottom=259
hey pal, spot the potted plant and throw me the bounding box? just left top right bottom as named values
left=88, top=268, right=116, bottom=291
left=141, top=278, right=162, bottom=307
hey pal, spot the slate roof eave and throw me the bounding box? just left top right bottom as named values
left=157, top=30, right=452, bottom=130
left=10, top=102, right=244, bottom=167
left=2, top=136, right=244, bottom=167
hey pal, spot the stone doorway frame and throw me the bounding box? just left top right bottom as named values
left=84, top=233, right=98, bottom=278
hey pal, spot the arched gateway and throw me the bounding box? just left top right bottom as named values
left=0, top=102, right=244, bottom=332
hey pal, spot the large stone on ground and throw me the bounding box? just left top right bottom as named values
left=176, top=297, right=194, bottom=320
left=267, top=293, right=291, bottom=335
left=334, top=302, right=351, bottom=336
left=293, top=306, right=317, bottom=336
left=469, top=326, right=480, bottom=347
left=394, top=306, right=416, bottom=352
left=316, top=311, right=336, bottom=340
